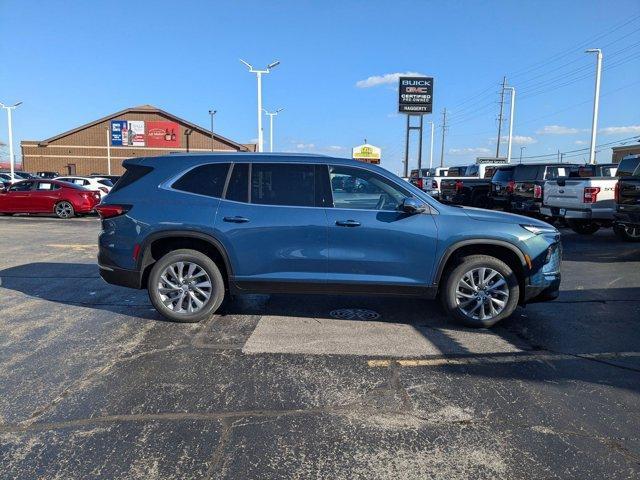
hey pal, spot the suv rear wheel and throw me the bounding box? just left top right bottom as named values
left=441, top=255, right=519, bottom=327
left=614, top=224, right=640, bottom=242
left=148, top=249, right=225, bottom=323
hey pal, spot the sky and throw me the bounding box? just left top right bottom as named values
left=1, top=0, right=639, bottom=175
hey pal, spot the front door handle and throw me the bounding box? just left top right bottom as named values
left=335, top=220, right=361, bottom=227
left=223, top=216, right=250, bottom=223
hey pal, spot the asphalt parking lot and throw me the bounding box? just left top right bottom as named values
left=1, top=215, right=639, bottom=479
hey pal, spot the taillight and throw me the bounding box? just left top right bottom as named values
left=583, top=186, right=601, bottom=204
left=416, top=178, right=424, bottom=189
left=432, top=180, right=438, bottom=189
left=534, top=185, right=542, bottom=199
left=455, top=180, right=464, bottom=192
left=95, top=204, right=131, bottom=219
left=614, top=181, right=620, bottom=203
left=506, top=179, right=516, bottom=193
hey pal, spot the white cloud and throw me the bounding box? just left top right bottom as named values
left=295, top=143, right=315, bottom=149
left=599, top=125, right=640, bottom=135
left=495, top=135, right=537, bottom=145
left=449, top=147, right=492, bottom=155
left=536, top=125, right=581, bottom=135
left=574, top=140, right=587, bottom=145
left=356, top=71, right=425, bottom=88
left=327, top=145, right=345, bottom=151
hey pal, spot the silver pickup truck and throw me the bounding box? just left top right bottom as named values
left=540, top=163, right=618, bottom=234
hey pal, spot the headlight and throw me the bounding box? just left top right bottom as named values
left=521, top=224, right=558, bottom=235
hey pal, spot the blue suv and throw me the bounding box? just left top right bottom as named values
left=97, top=154, right=561, bottom=327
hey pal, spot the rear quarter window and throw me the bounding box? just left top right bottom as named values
left=617, top=157, right=640, bottom=177
left=171, top=163, right=230, bottom=198
left=110, top=165, right=154, bottom=193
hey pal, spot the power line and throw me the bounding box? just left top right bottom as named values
left=519, top=135, right=640, bottom=161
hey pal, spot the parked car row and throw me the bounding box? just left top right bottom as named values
left=0, top=172, right=121, bottom=218
left=412, top=155, right=640, bottom=242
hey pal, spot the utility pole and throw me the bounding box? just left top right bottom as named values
left=417, top=115, right=424, bottom=170
left=505, top=86, right=515, bottom=163
left=496, top=76, right=507, bottom=158
left=428, top=121, right=435, bottom=169
left=263, top=108, right=284, bottom=152
left=586, top=49, right=603, bottom=165
left=208, top=110, right=217, bottom=151
left=240, top=59, right=280, bottom=152
left=0, top=101, right=22, bottom=178
left=439, top=108, right=447, bottom=168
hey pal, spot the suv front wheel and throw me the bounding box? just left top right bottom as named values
left=148, top=249, right=225, bottom=323
left=441, top=255, right=519, bottom=327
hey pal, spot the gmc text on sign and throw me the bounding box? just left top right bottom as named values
left=398, top=76, right=434, bottom=114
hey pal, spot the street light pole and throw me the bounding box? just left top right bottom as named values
left=240, top=59, right=280, bottom=152
left=208, top=110, right=217, bottom=151
left=106, top=127, right=111, bottom=175
left=505, top=87, right=515, bottom=163
left=263, top=108, right=284, bottom=153
left=519, top=146, right=525, bottom=164
left=586, top=48, right=603, bottom=165
left=428, top=121, right=435, bottom=169
left=0, top=101, right=22, bottom=178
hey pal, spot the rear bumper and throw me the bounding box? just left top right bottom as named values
left=99, top=264, right=141, bottom=289
left=98, top=245, right=142, bottom=289
left=540, top=206, right=614, bottom=221
left=511, top=199, right=541, bottom=213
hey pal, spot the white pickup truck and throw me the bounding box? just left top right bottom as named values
left=540, top=163, right=618, bottom=234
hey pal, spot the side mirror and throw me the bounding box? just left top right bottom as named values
left=401, top=197, right=427, bottom=214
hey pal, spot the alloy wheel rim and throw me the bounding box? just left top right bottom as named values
left=158, top=261, right=212, bottom=314
left=56, top=202, right=72, bottom=218
left=625, top=226, right=640, bottom=238
left=456, top=267, right=509, bottom=321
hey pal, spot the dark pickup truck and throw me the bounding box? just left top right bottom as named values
left=439, top=164, right=502, bottom=208
left=613, top=155, right=640, bottom=242
left=490, top=165, right=516, bottom=209
left=508, top=163, right=578, bottom=215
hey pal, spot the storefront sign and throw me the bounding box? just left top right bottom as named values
left=146, top=121, right=180, bottom=148
left=110, top=120, right=146, bottom=146
left=352, top=144, right=381, bottom=164
left=398, top=76, right=434, bottom=114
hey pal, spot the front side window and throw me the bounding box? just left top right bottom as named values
left=9, top=181, right=34, bottom=192
left=251, top=163, right=315, bottom=207
left=329, top=165, right=408, bottom=211
left=172, top=163, right=230, bottom=198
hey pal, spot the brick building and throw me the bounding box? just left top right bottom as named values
left=21, top=105, right=253, bottom=176
left=611, top=143, right=640, bottom=163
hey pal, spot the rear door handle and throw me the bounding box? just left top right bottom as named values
left=223, top=216, right=250, bottom=223
left=335, top=220, right=361, bottom=227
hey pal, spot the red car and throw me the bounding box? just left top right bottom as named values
left=0, top=179, right=101, bottom=218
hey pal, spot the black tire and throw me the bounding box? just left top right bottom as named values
left=441, top=254, right=520, bottom=328
left=147, top=249, right=225, bottom=323
left=567, top=219, right=600, bottom=235
left=54, top=201, right=75, bottom=219
left=614, top=224, right=640, bottom=242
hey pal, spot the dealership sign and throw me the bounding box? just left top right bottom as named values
left=352, top=144, right=381, bottom=164
left=110, top=120, right=181, bottom=147
left=398, top=76, right=433, bottom=114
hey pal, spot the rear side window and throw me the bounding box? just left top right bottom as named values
left=617, top=156, right=640, bottom=177
left=36, top=182, right=60, bottom=190
left=225, top=163, right=249, bottom=203
left=97, top=179, right=114, bottom=187
left=545, top=166, right=569, bottom=180
left=483, top=166, right=497, bottom=178
left=251, top=163, right=315, bottom=207
left=172, top=163, right=230, bottom=198
left=110, top=165, right=153, bottom=193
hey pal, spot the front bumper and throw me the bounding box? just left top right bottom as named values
left=522, top=240, right=562, bottom=304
